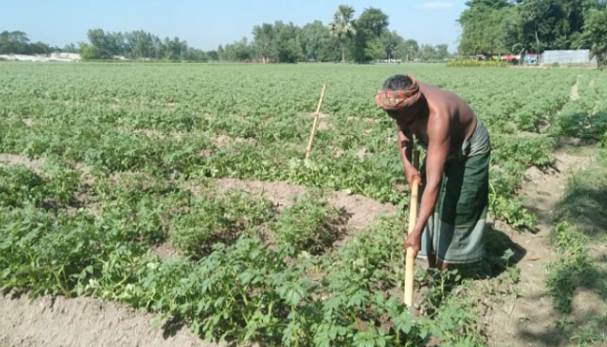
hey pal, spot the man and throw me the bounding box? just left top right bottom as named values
left=375, top=74, right=491, bottom=269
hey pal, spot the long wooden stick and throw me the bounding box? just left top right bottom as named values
left=305, top=84, right=327, bottom=159
left=404, top=149, right=420, bottom=308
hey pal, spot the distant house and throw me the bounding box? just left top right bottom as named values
left=541, top=50, right=595, bottom=66
left=0, top=53, right=80, bottom=62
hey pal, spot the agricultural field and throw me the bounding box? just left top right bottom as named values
left=1, top=62, right=606, bottom=346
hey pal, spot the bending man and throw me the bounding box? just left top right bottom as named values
left=376, top=74, right=491, bottom=269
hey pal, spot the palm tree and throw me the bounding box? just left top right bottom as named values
left=330, top=5, right=356, bottom=63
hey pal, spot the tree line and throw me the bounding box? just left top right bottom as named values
left=1, top=5, right=450, bottom=63
left=0, top=31, right=77, bottom=55
left=79, top=29, right=207, bottom=61
left=459, top=0, right=607, bottom=65
left=219, top=5, right=449, bottom=63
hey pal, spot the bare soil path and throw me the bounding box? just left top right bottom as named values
left=486, top=146, right=597, bottom=347
left=0, top=295, right=220, bottom=347
left=570, top=75, right=580, bottom=101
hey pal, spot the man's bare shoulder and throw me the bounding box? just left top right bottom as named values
left=420, top=83, right=462, bottom=103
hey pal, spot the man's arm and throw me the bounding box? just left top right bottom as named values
left=405, top=115, right=450, bottom=252
left=395, top=123, right=420, bottom=184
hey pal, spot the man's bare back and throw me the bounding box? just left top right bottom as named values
left=395, top=83, right=477, bottom=155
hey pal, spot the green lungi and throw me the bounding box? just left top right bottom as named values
left=418, top=120, right=491, bottom=264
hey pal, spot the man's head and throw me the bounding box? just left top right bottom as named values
left=376, top=74, right=424, bottom=121
left=382, top=74, right=414, bottom=91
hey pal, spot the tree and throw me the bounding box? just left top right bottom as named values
left=62, top=43, right=79, bottom=53
left=435, top=44, right=450, bottom=60
left=351, top=7, right=389, bottom=63
left=0, top=31, right=30, bottom=54
left=300, top=20, right=338, bottom=62
left=86, top=29, right=113, bottom=58
left=207, top=50, right=219, bottom=61
left=330, top=5, right=356, bottom=63
left=509, top=0, right=600, bottom=52
left=398, top=39, right=419, bottom=61
left=458, top=0, right=606, bottom=55
left=270, top=21, right=302, bottom=63
left=419, top=44, right=437, bottom=61
left=458, top=1, right=515, bottom=55
left=79, top=42, right=100, bottom=60
left=184, top=48, right=207, bottom=62
left=125, top=30, right=156, bottom=59
left=378, top=31, right=404, bottom=61
left=584, top=7, right=607, bottom=67
left=29, top=41, right=50, bottom=55
left=164, top=37, right=188, bottom=60
left=221, top=38, right=254, bottom=61
left=253, top=23, right=274, bottom=63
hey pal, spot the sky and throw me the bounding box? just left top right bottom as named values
left=1, top=0, right=468, bottom=51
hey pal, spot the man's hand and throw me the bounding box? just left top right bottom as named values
left=404, top=231, right=422, bottom=255
left=405, top=167, right=422, bottom=187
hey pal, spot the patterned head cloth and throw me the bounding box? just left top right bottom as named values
left=375, top=76, right=422, bottom=111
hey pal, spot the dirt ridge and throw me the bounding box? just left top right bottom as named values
left=0, top=295, right=218, bottom=347
left=486, top=147, right=596, bottom=347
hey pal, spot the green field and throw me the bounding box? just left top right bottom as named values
left=1, top=63, right=606, bottom=346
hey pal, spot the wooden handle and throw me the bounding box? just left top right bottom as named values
left=404, top=149, right=420, bottom=308
left=305, top=84, right=327, bottom=159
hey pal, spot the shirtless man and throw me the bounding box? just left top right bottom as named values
left=375, top=74, right=491, bottom=269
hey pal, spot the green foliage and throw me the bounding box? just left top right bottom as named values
left=0, top=162, right=79, bottom=208
left=545, top=222, right=605, bottom=317
left=0, top=30, right=50, bottom=55
left=546, top=160, right=607, bottom=344
left=447, top=59, right=509, bottom=67
left=351, top=7, right=389, bottom=63
left=1, top=63, right=603, bottom=346
left=553, top=73, right=607, bottom=140
left=0, top=165, right=45, bottom=207
left=300, top=21, right=340, bottom=62
left=458, top=1, right=515, bottom=55
left=330, top=5, right=357, bottom=63
left=272, top=191, right=344, bottom=255
left=0, top=63, right=585, bottom=229
left=81, top=28, right=207, bottom=61
left=459, top=0, right=607, bottom=56
left=555, top=153, right=607, bottom=238
left=171, top=190, right=275, bottom=257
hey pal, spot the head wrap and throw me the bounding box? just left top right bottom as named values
left=375, top=76, right=422, bottom=111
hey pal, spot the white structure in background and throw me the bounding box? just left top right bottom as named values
left=541, top=49, right=595, bottom=65
left=0, top=53, right=81, bottom=62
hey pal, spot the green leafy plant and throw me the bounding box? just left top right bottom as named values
left=171, top=190, right=276, bottom=257
left=272, top=191, right=345, bottom=255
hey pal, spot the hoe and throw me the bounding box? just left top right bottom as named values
left=404, top=149, right=420, bottom=308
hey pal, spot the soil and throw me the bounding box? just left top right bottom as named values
left=306, top=112, right=331, bottom=131
left=0, top=153, right=45, bottom=172
left=0, top=295, right=220, bottom=347
left=485, top=146, right=598, bottom=347
left=570, top=76, right=580, bottom=101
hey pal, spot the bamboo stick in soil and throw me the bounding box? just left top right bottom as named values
left=305, top=84, right=327, bottom=159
